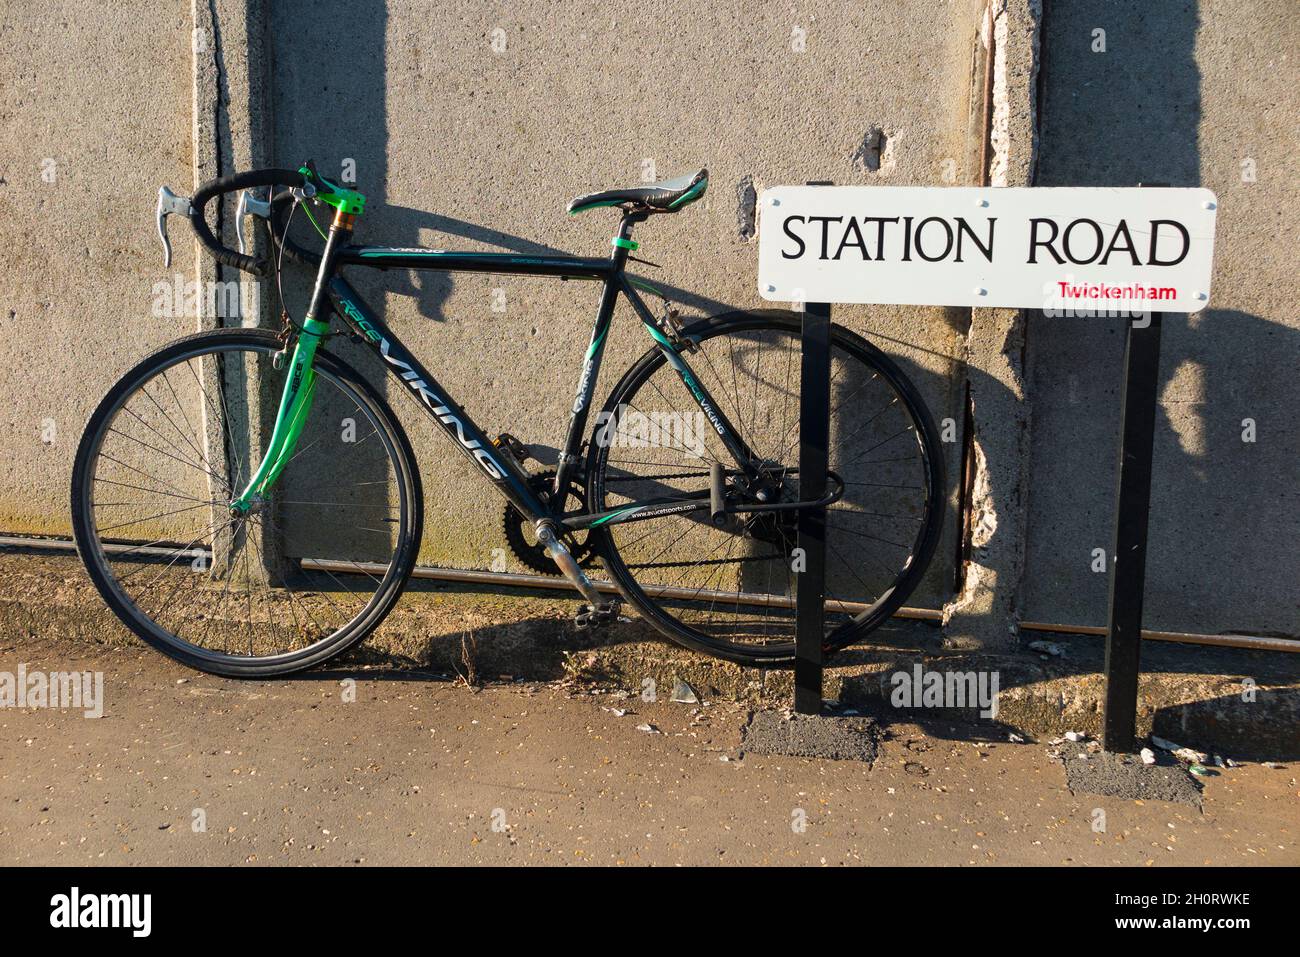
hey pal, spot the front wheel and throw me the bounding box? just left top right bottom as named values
left=588, top=311, right=945, bottom=667
left=70, top=328, right=423, bottom=677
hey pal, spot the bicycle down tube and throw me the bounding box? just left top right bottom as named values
left=326, top=270, right=759, bottom=532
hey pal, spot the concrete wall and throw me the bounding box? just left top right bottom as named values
left=2, top=0, right=1295, bottom=643
left=1024, top=0, right=1300, bottom=637
left=0, top=2, right=192, bottom=534
left=265, top=0, right=985, bottom=604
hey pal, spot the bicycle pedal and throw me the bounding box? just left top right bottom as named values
left=574, top=600, right=622, bottom=630
left=492, top=432, right=531, bottom=464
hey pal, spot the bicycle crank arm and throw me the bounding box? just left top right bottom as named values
left=535, top=522, right=616, bottom=611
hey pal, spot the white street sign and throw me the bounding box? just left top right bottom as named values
left=757, top=186, right=1218, bottom=313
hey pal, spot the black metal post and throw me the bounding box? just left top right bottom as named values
left=794, top=300, right=832, bottom=715
left=1101, top=308, right=1164, bottom=752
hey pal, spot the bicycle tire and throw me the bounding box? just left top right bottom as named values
left=587, top=310, right=945, bottom=667
left=71, top=328, right=423, bottom=677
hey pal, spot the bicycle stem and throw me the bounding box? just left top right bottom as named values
left=229, top=206, right=355, bottom=514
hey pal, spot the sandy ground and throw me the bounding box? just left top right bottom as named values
left=1, top=634, right=1296, bottom=866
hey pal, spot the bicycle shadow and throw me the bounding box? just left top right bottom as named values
left=265, top=0, right=970, bottom=616
left=271, top=192, right=970, bottom=616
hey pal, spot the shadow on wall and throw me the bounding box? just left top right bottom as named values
left=258, top=0, right=1297, bottom=649
left=258, top=0, right=981, bottom=615
left=1030, top=0, right=1299, bottom=638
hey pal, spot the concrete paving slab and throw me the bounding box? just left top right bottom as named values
left=1062, top=749, right=1203, bottom=809
left=2, top=548, right=1297, bottom=761
left=3, top=632, right=1296, bottom=865
left=741, top=710, right=879, bottom=763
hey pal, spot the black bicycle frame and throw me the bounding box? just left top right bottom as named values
left=316, top=214, right=762, bottom=532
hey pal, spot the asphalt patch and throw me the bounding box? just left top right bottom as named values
left=1061, top=749, right=1203, bottom=808
left=740, top=710, right=879, bottom=763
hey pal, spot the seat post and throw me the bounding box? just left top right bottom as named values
left=610, top=211, right=647, bottom=268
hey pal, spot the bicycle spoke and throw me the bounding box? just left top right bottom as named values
left=595, top=317, right=940, bottom=659
left=79, top=337, right=414, bottom=674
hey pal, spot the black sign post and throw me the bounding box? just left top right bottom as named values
left=1101, top=182, right=1171, bottom=754
left=769, top=182, right=1199, bottom=733
left=1100, top=308, right=1164, bottom=752
left=794, top=299, right=832, bottom=715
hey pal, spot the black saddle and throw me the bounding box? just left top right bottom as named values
left=568, top=169, right=708, bottom=216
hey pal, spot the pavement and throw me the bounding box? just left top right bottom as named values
left=2, top=632, right=1296, bottom=866
left=4, top=548, right=1298, bottom=760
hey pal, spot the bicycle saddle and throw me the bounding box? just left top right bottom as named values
left=568, top=168, right=708, bottom=215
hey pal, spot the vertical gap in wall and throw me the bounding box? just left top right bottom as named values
left=977, top=8, right=997, bottom=187
left=1031, top=0, right=1047, bottom=188
left=953, top=5, right=998, bottom=597
left=202, top=0, right=232, bottom=328
left=953, top=379, right=976, bottom=593
left=259, top=0, right=278, bottom=169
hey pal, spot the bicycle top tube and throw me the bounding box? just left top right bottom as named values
left=337, top=246, right=617, bottom=278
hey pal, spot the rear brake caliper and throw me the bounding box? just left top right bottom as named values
left=657, top=301, right=698, bottom=353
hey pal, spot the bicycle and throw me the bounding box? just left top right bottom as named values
left=70, top=162, right=945, bottom=677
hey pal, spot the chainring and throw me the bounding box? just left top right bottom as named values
left=501, top=470, right=599, bottom=575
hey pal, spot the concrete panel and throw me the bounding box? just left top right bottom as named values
left=0, top=2, right=193, bottom=534
left=266, top=0, right=987, bottom=605
left=1025, top=1, right=1300, bottom=635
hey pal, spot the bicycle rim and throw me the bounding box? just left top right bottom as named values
left=589, top=313, right=944, bottom=666
left=71, top=330, right=421, bottom=676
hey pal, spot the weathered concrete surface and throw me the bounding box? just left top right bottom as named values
left=2, top=0, right=1296, bottom=657
left=0, top=2, right=192, bottom=534
left=741, top=710, right=880, bottom=763
left=1061, top=748, right=1204, bottom=808
left=1024, top=1, right=1300, bottom=637
left=3, top=632, right=1296, bottom=865
left=941, top=0, right=1040, bottom=650
left=4, top=548, right=1295, bottom=757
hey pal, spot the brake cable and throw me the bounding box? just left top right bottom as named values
left=269, top=193, right=340, bottom=368
left=300, top=201, right=329, bottom=242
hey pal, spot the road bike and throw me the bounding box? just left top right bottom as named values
left=70, top=162, right=944, bottom=676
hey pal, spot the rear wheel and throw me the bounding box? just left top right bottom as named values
left=588, top=311, right=944, bottom=667
left=70, top=328, right=422, bottom=677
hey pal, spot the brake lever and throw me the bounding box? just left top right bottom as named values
left=156, top=186, right=193, bottom=268
left=236, top=187, right=273, bottom=256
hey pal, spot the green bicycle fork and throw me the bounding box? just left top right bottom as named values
left=229, top=168, right=364, bottom=515
left=228, top=316, right=330, bottom=514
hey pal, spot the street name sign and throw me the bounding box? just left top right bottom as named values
left=757, top=186, right=1218, bottom=313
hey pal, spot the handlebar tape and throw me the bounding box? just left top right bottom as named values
left=190, top=168, right=306, bottom=277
